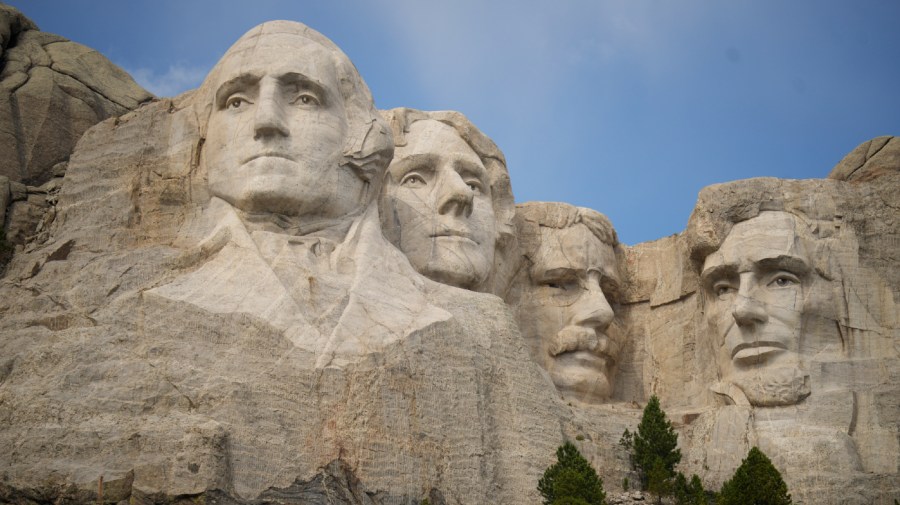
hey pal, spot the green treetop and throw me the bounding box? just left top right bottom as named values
left=538, top=441, right=606, bottom=505
left=632, top=396, right=682, bottom=486
left=718, top=446, right=792, bottom=505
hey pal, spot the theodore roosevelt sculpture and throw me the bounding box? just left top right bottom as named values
left=147, top=21, right=447, bottom=366
left=508, top=202, right=622, bottom=403
left=379, top=108, right=515, bottom=294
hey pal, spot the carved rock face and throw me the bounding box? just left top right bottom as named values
left=516, top=221, right=620, bottom=403
left=701, top=211, right=826, bottom=406
left=202, top=29, right=360, bottom=220
left=382, top=119, right=497, bottom=289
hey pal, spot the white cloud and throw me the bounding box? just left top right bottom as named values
left=125, top=62, right=211, bottom=98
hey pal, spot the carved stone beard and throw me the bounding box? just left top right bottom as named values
left=731, top=366, right=810, bottom=407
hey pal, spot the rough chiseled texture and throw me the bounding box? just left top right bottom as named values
left=0, top=5, right=152, bottom=186
left=0, top=4, right=152, bottom=250
left=0, top=16, right=897, bottom=505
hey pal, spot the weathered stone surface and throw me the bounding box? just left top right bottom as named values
left=0, top=11, right=896, bottom=505
left=0, top=20, right=642, bottom=505
left=829, top=135, right=900, bottom=183
left=379, top=108, right=516, bottom=296
left=506, top=202, right=623, bottom=404
left=0, top=4, right=152, bottom=187
left=675, top=175, right=899, bottom=502
left=0, top=174, right=8, bottom=223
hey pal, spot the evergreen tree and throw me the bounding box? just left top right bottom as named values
left=646, top=458, right=673, bottom=504
left=632, top=396, right=682, bottom=487
left=674, top=473, right=706, bottom=505
left=718, top=447, right=792, bottom=505
left=538, top=441, right=606, bottom=505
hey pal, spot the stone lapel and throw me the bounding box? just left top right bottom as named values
left=147, top=197, right=450, bottom=368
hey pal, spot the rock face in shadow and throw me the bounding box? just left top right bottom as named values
left=0, top=4, right=152, bottom=250
left=0, top=4, right=152, bottom=187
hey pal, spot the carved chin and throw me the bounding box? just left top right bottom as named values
left=734, top=367, right=810, bottom=407
left=549, top=360, right=613, bottom=404
left=419, top=249, right=491, bottom=290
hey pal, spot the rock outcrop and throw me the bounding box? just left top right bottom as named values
left=0, top=4, right=152, bottom=251
left=0, top=14, right=896, bottom=505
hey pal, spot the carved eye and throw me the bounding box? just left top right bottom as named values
left=713, top=282, right=736, bottom=298
left=769, top=273, right=799, bottom=288
left=293, top=93, right=321, bottom=107
left=401, top=173, right=427, bottom=188
left=225, top=96, right=248, bottom=109
left=465, top=179, right=484, bottom=195
left=542, top=279, right=576, bottom=291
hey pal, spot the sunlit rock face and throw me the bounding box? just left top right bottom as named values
left=701, top=211, right=822, bottom=407
left=0, top=12, right=896, bottom=505
left=379, top=108, right=516, bottom=295
left=675, top=171, right=900, bottom=502
left=0, top=21, right=582, bottom=504
left=507, top=202, right=624, bottom=405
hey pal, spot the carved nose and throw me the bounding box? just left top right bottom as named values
left=571, top=286, right=615, bottom=332
left=436, top=171, right=474, bottom=217
left=732, top=294, right=768, bottom=327
left=253, top=94, right=289, bottom=140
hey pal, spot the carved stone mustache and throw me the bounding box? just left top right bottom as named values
left=548, top=325, right=609, bottom=358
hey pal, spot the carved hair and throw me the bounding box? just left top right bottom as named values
left=380, top=107, right=515, bottom=245
left=684, top=178, right=843, bottom=280
left=194, top=21, right=393, bottom=187
left=514, top=201, right=618, bottom=252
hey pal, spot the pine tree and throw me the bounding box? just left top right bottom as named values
left=538, top=441, right=606, bottom=505
left=646, top=458, right=673, bottom=504
left=632, top=396, right=682, bottom=487
left=718, top=447, right=792, bottom=505
left=674, top=473, right=706, bottom=505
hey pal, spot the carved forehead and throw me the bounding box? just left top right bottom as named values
left=222, top=20, right=338, bottom=58
left=703, top=211, right=812, bottom=272
left=531, top=224, right=619, bottom=281
left=212, top=32, right=337, bottom=83
left=198, top=21, right=351, bottom=110
left=394, top=120, right=481, bottom=162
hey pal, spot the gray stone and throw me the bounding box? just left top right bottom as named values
left=0, top=4, right=152, bottom=187
left=0, top=175, right=8, bottom=224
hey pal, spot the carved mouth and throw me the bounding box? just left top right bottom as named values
left=554, top=350, right=610, bottom=371
left=731, top=341, right=787, bottom=362
left=243, top=152, right=295, bottom=163
left=431, top=229, right=476, bottom=243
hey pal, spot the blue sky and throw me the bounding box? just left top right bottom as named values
left=9, top=1, right=900, bottom=245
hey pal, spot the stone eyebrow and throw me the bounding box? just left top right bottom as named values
left=598, top=267, right=622, bottom=290
left=392, top=153, right=437, bottom=173
left=755, top=255, right=810, bottom=276
left=214, top=73, right=260, bottom=108
left=700, top=262, right=737, bottom=284
left=532, top=266, right=579, bottom=282
left=278, top=72, right=330, bottom=105
left=454, top=155, right=487, bottom=179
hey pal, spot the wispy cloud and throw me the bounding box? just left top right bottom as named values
left=125, top=63, right=211, bottom=98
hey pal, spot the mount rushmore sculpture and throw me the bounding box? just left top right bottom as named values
left=0, top=16, right=897, bottom=505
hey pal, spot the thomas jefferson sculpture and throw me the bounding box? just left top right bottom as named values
left=379, top=108, right=515, bottom=294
